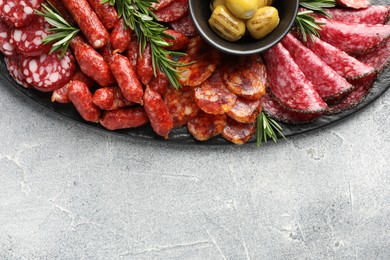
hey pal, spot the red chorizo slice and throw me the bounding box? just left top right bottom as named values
left=111, top=19, right=132, bottom=54
left=178, top=36, right=220, bottom=87
left=316, top=19, right=390, bottom=55
left=86, top=0, right=119, bottom=30
left=61, top=0, right=109, bottom=49
left=93, top=87, right=133, bottom=110
left=10, top=16, right=52, bottom=57
left=21, top=50, right=76, bottom=92
left=301, top=35, right=376, bottom=81
left=356, top=39, right=390, bottom=74
left=70, top=36, right=115, bottom=87
left=110, top=54, right=144, bottom=104
left=154, top=0, right=188, bottom=22
left=137, top=43, right=154, bottom=85
left=0, top=0, right=43, bottom=28
left=335, top=0, right=370, bottom=10
left=226, top=97, right=262, bottom=124
left=187, top=112, right=227, bottom=141
left=0, top=21, right=16, bottom=57
left=164, top=87, right=200, bottom=127
left=323, top=6, right=390, bottom=24
left=52, top=71, right=94, bottom=103
left=68, top=80, right=101, bottom=122
left=264, top=43, right=327, bottom=113
left=282, top=33, right=354, bottom=102
left=327, top=75, right=376, bottom=114
left=163, top=29, right=190, bottom=51
left=222, top=118, right=256, bottom=145
left=262, top=93, right=323, bottom=124
left=222, top=55, right=267, bottom=100
left=144, top=87, right=174, bottom=139
left=195, top=71, right=237, bottom=115
left=169, top=12, right=198, bottom=37
left=4, top=56, right=30, bottom=89
left=100, top=107, right=149, bottom=130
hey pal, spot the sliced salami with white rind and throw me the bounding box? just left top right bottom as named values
left=0, top=20, right=16, bottom=57
left=316, top=18, right=390, bottom=55
left=282, top=33, right=354, bottom=101
left=10, top=15, right=52, bottom=57
left=0, top=0, right=43, bottom=28
left=264, top=43, right=328, bottom=113
left=21, top=50, right=76, bottom=92
left=302, top=35, right=375, bottom=81
left=356, top=38, right=390, bottom=73
left=4, top=56, right=30, bottom=89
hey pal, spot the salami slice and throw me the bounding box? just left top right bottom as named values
left=100, top=107, right=149, bottom=131
left=154, top=0, right=189, bottom=22
left=262, top=93, right=323, bottom=124
left=316, top=18, right=390, bottom=55
left=0, top=21, right=16, bottom=57
left=169, top=12, right=198, bottom=37
left=282, top=33, right=353, bottom=101
left=356, top=38, right=390, bottom=73
left=178, top=36, right=220, bottom=87
left=301, top=35, right=376, bottom=81
left=144, top=87, right=174, bottom=138
left=222, top=118, right=256, bottom=145
left=222, top=55, right=267, bottom=100
left=21, top=50, right=76, bottom=92
left=164, top=87, right=200, bottom=127
left=226, top=97, right=262, bottom=124
left=163, top=29, right=190, bottom=51
left=4, top=56, right=30, bottom=89
left=264, top=43, right=327, bottom=113
left=324, top=6, right=390, bottom=24
left=187, top=112, right=227, bottom=141
left=93, top=87, right=133, bottom=111
left=68, top=80, right=101, bottom=123
left=0, top=0, right=43, bottom=28
left=10, top=16, right=52, bottom=57
left=335, top=0, right=370, bottom=10
left=327, top=75, right=376, bottom=114
left=194, top=71, right=237, bottom=115
left=152, top=0, right=175, bottom=10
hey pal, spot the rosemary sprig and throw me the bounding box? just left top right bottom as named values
left=256, top=112, right=286, bottom=147
left=35, top=3, right=79, bottom=58
left=296, top=0, right=335, bottom=41
left=295, top=11, right=325, bottom=42
left=102, top=0, right=187, bottom=89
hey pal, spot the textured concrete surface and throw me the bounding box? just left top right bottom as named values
left=1, top=75, right=390, bottom=259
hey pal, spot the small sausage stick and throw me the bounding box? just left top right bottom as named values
left=111, top=19, right=132, bottom=53
left=93, top=87, right=133, bottom=110
left=144, top=87, right=173, bottom=139
left=68, top=80, right=101, bottom=122
left=61, top=0, right=109, bottom=49
left=100, top=107, right=149, bottom=131
left=70, top=36, right=115, bottom=87
left=110, top=54, right=144, bottom=104
left=52, top=71, right=94, bottom=104
left=137, top=43, right=154, bottom=85
left=86, top=0, right=119, bottom=30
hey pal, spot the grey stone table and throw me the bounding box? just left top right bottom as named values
left=1, top=73, right=390, bottom=259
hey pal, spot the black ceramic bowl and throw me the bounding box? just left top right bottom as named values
left=188, top=0, right=299, bottom=55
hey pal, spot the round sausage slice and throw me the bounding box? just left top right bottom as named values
left=226, top=97, right=262, bottom=123
left=222, top=118, right=256, bottom=145
left=187, top=112, right=227, bottom=141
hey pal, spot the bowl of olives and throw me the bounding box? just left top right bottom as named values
left=188, top=0, right=299, bottom=55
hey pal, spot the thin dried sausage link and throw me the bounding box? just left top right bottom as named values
left=137, top=43, right=154, bottom=85
left=52, top=71, right=93, bottom=104
left=144, top=87, right=174, bottom=139
left=93, top=87, right=133, bottom=110
left=111, top=19, right=132, bottom=54
left=100, top=107, right=149, bottom=130
left=163, top=30, right=190, bottom=51
left=68, top=80, right=101, bottom=122
left=70, top=36, right=115, bottom=87
left=86, top=0, right=119, bottom=30
left=110, top=54, right=144, bottom=104
left=61, top=0, right=109, bottom=49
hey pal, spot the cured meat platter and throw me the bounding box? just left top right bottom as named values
left=0, top=0, right=389, bottom=145
left=1, top=56, right=388, bottom=144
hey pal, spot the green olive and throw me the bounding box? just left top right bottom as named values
left=225, top=0, right=258, bottom=19
left=246, top=6, right=279, bottom=39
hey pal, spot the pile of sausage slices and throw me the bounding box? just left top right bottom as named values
left=0, top=0, right=389, bottom=144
